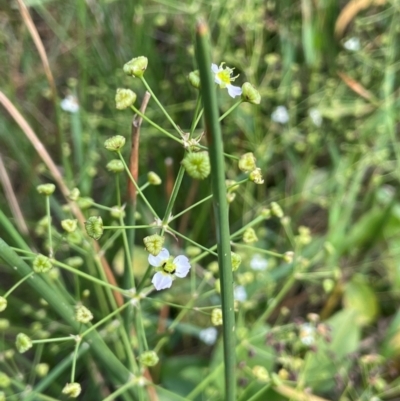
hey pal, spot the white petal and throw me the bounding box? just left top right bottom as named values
left=227, top=85, right=242, bottom=98
left=199, top=327, right=218, bottom=345
left=152, top=272, right=173, bottom=290
left=234, top=285, right=247, bottom=302
left=148, top=248, right=170, bottom=267
left=173, top=255, right=191, bottom=278
left=211, top=63, right=219, bottom=73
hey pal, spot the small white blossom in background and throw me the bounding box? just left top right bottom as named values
left=271, top=106, right=289, bottom=124
left=60, top=95, right=79, bottom=113
left=343, top=37, right=360, bottom=52
left=309, top=108, right=322, bottom=127
left=234, top=285, right=247, bottom=302
left=299, top=323, right=316, bottom=346
left=250, top=254, right=268, bottom=271
left=149, top=248, right=191, bottom=291
left=211, top=63, right=242, bottom=98
left=199, top=327, right=218, bottom=345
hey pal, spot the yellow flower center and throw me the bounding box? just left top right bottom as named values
left=215, top=63, right=239, bottom=88
left=162, top=258, right=176, bottom=274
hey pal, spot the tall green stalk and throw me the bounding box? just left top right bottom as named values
left=195, top=19, right=236, bottom=401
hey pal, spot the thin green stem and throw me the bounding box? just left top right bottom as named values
left=219, top=100, right=243, bottom=121
left=80, top=302, right=131, bottom=338
left=70, top=339, right=81, bottom=382
left=46, top=196, right=53, bottom=258
left=103, top=225, right=154, bottom=229
left=140, top=77, right=182, bottom=135
left=190, top=214, right=266, bottom=264
left=31, top=337, right=75, bottom=344
left=231, top=242, right=284, bottom=258
left=168, top=227, right=218, bottom=256
left=131, top=105, right=182, bottom=143
left=117, top=152, right=159, bottom=219
left=139, top=182, right=150, bottom=191
left=4, top=271, right=35, bottom=297
left=102, top=379, right=136, bottom=401
left=53, top=259, right=128, bottom=295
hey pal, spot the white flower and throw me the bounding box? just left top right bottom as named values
left=309, top=108, right=322, bottom=127
left=60, top=95, right=79, bottom=113
left=343, top=37, right=360, bottom=52
left=299, top=323, right=315, bottom=346
left=211, top=63, right=242, bottom=98
left=271, top=106, right=289, bottom=124
left=149, top=248, right=191, bottom=291
left=234, top=285, right=247, bottom=302
left=250, top=254, right=268, bottom=271
left=199, top=327, right=218, bottom=345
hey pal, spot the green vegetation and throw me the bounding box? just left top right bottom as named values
left=1, top=0, right=400, bottom=400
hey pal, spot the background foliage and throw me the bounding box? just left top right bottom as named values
left=1, top=0, right=400, bottom=400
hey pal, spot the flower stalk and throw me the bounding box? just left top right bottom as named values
left=196, top=19, right=236, bottom=401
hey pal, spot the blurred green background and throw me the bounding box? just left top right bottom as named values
left=2, top=0, right=400, bottom=400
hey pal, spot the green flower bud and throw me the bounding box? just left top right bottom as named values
left=211, top=308, right=223, bottom=326
left=77, top=197, right=94, bottom=209
left=226, top=192, right=236, bottom=203
left=186, top=246, right=201, bottom=257
left=207, top=261, right=219, bottom=274
left=67, top=231, right=83, bottom=245
left=82, top=289, right=90, bottom=298
left=147, top=171, right=162, bottom=185
left=68, top=187, right=80, bottom=201
left=48, top=267, right=60, bottom=280
left=249, top=168, right=264, bottom=184
left=215, top=279, right=221, bottom=293
left=4, top=350, right=14, bottom=359
left=61, top=219, right=78, bottom=233
left=271, top=202, right=284, bottom=218
left=0, top=373, right=10, bottom=388
left=115, top=88, right=137, bottom=110
left=252, top=366, right=270, bottom=382
left=238, top=152, right=257, bottom=173
left=123, top=56, right=148, bottom=78
left=104, top=135, right=126, bottom=152
left=110, top=206, right=125, bottom=219
left=36, top=183, right=55, bottom=196
left=241, top=82, right=261, bottom=105
left=16, top=333, right=32, bottom=353
left=261, top=208, right=271, bottom=219
left=322, top=279, right=334, bottom=293
left=226, top=179, right=239, bottom=192
left=106, top=159, right=124, bottom=173
left=182, top=151, right=211, bottom=180
left=65, top=256, right=84, bottom=269
left=0, top=297, right=7, bottom=312
left=0, top=319, right=9, bottom=330
left=33, top=254, right=53, bottom=273
left=231, top=252, right=242, bottom=271
left=139, top=350, right=159, bottom=367
left=188, top=70, right=200, bottom=89
left=62, top=382, right=81, bottom=398
left=35, top=363, right=50, bottom=378
left=75, top=304, right=93, bottom=324
left=143, top=234, right=164, bottom=256
left=283, top=251, right=294, bottom=263
left=243, top=228, right=258, bottom=244
left=84, top=216, right=103, bottom=240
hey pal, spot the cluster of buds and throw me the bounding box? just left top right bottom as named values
left=238, top=153, right=264, bottom=184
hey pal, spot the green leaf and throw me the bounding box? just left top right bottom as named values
left=343, top=275, right=379, bottom=326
